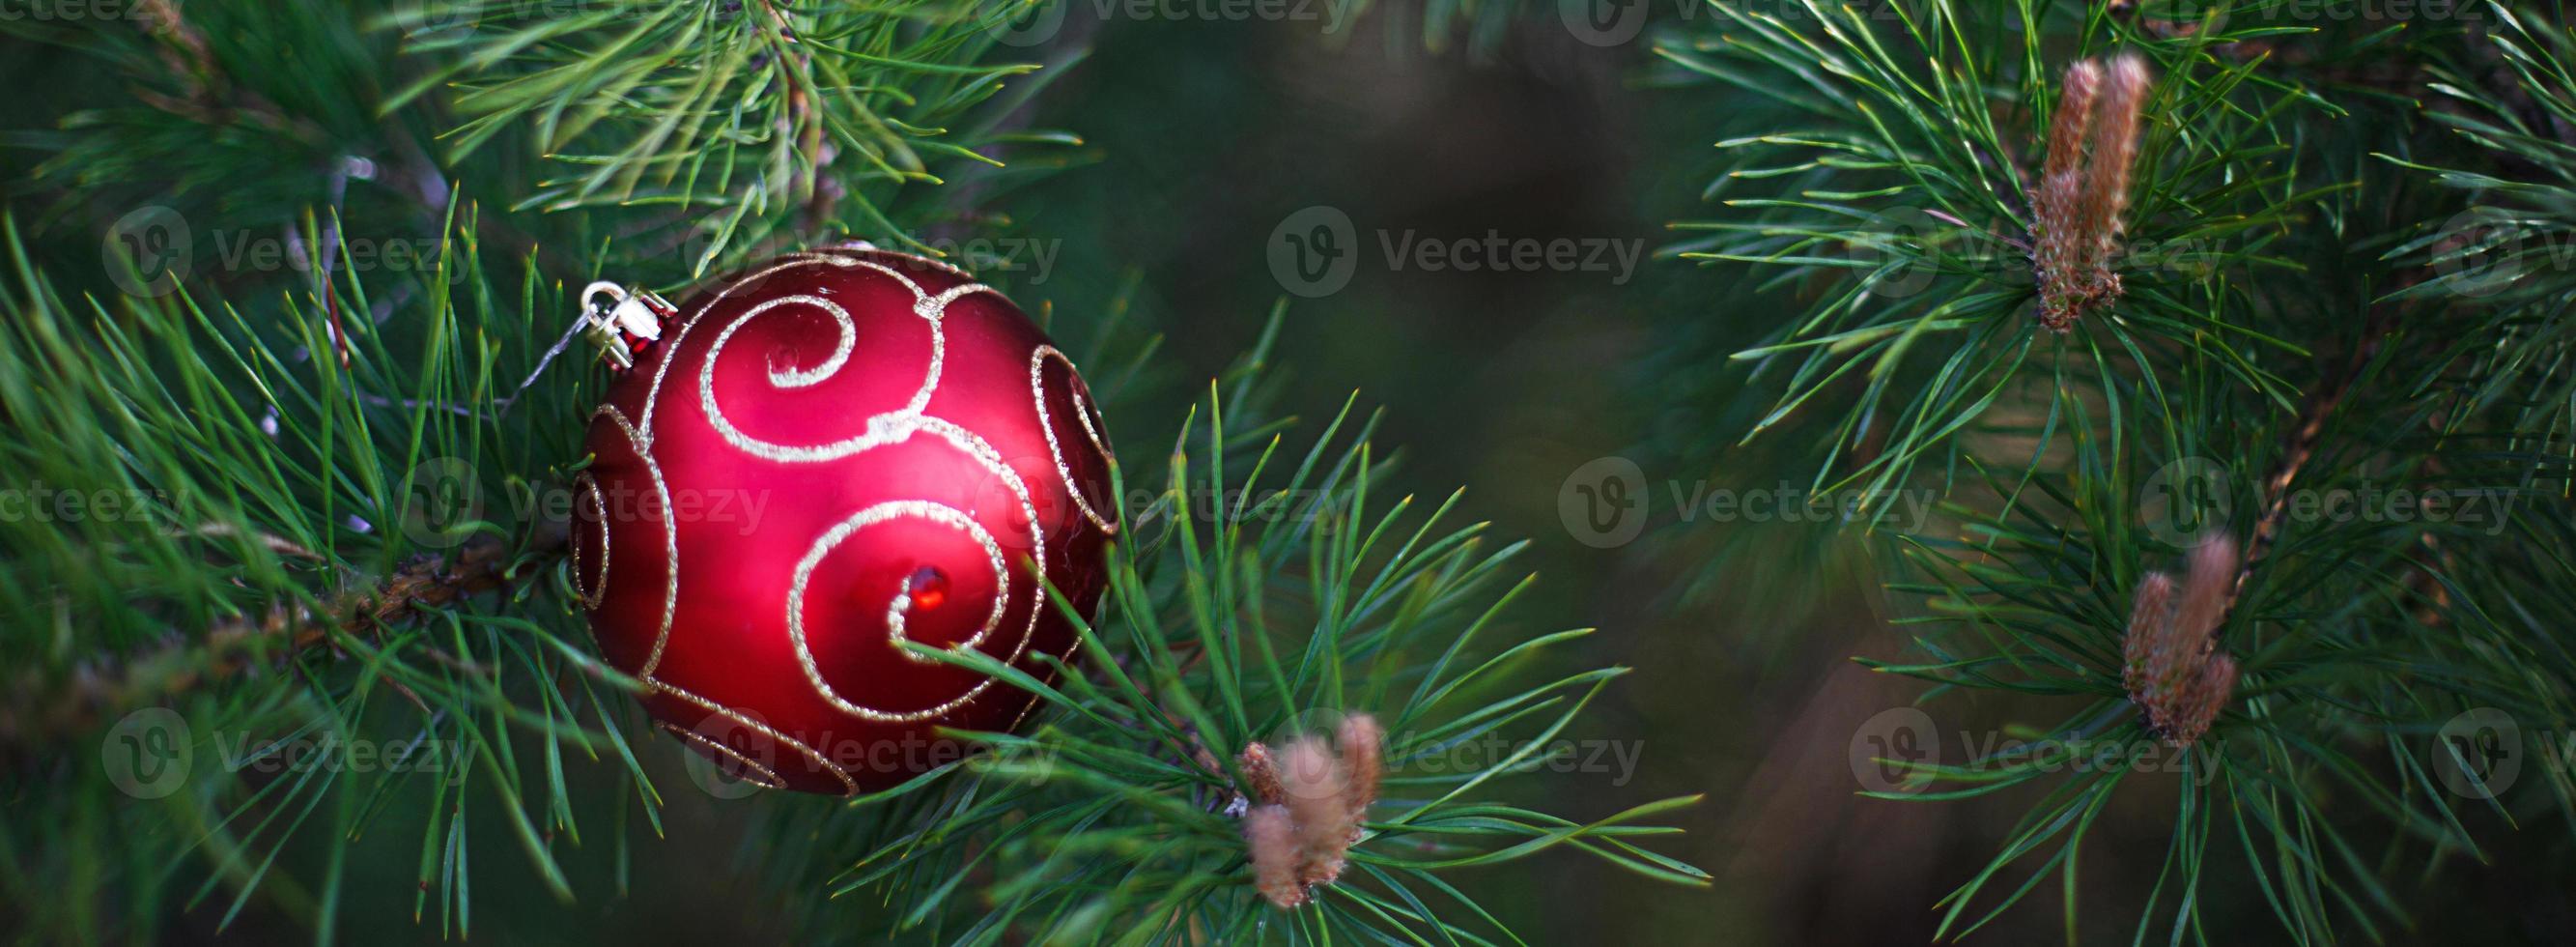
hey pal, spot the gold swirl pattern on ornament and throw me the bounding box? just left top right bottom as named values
left=641, top=247, right=972, bottom=439
left=615, top=249, right=1099, bottom=740
left=683, top=255, right=1049, bottom=722
left=787, top=501, right=1017, bottom=724
left=571, top=473, right=610, bottom=609
left=714, top=253, right=859, bottom=301
left=656, top=722, right=786, bottom=789
left=809, top=243, right=977, bottom=279
left=593, top=406, right=679, bottom=677
left=695, top=290, right=1008, bottom=463
left=637, top=293, right=712, bottom=445
left=1030, top=345, right=1119, bottom=535
left=651, top=680, right=857, bottom=795
left=641, top=253, right=884, bottom=440
left=689, top=289, right=1052, bottom=708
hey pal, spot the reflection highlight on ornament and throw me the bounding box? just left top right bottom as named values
left=906, top=565, right=949, bottom=613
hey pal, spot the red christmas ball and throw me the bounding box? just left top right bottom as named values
left=572, top=245, right=1117, bottom=794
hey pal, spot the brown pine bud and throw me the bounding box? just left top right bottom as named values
left=1236, top=714, right=1391, bottom=908
left=1337, top=714, right=1383, bottom=845
left=1236, top=741, right=1285, bottom=807
left=2124, top=535, right=2240, bottom=747
left=1279, top=738, right=1350, bottom=886
left=2120, top=571, right=2176, bottom=700
left=2035, top=61, right=2103, bottom=331
left=1243, top=805, right=1306, bottom=908
left=2078, top=55, right=2150, bottom=290
left=2032, top=55, right=2152, bottom=331
left=2041, top=61, right=2103, bottom=215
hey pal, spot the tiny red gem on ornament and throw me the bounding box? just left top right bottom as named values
left=906, top=565, right=949, bottom=613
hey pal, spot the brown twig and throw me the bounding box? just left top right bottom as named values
left=122, top=0, right=574, bottom=285
left=129, top=0, right=300, bottom=134
left=750, top=1, right=840, bottom=235
left=2223, top=299, right=2402, bottom=624
left=0, top=527, right=568, bottom=767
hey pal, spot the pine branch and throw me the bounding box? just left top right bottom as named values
left=1656, top=1, right=2576, bottom=941
left=0, top=1, right=1703, bottom=942
left=739, top=310, right=1710, bottom=942
left=380, top=0, right=1076, bottom=274
left=1656, top=0, right=2320, bottom=509
left=0, top=191, right=656, bottom=937
left=0, top=528, right=568, bottom=769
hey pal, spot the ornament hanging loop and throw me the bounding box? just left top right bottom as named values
left=580, top=280, right=676, bottom=371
